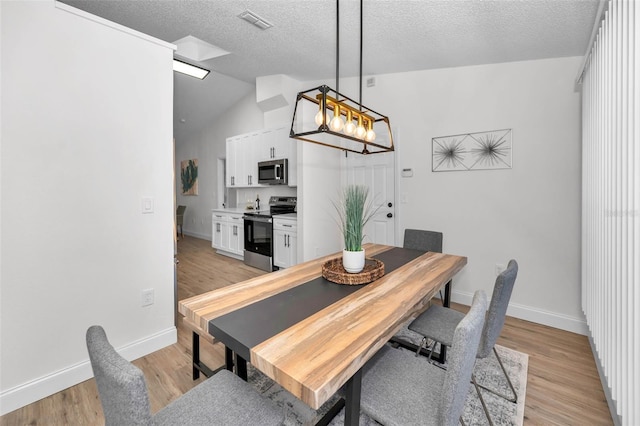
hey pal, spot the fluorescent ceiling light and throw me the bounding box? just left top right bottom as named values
left=173, top=59, right=210, bottom=79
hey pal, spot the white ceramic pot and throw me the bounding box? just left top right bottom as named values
left=343, top=249, right=365, bottom=273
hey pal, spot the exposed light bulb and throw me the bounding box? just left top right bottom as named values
left=329, top=105, right=344, bottom=131
left=344, top=121, right=356, bottom=136
left=344, top=110, right=356, bottom=135
left=330, top=116, right=344, bottom=131
left=365, top=129, right=376, bottom=142
left=355, top=116, right=367, bottom=139
left=315, top=110, right=329, bottom=126
left=365, top=120, right=376, bottom=142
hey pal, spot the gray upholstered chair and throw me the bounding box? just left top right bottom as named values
left=360, top=290, right=488, bottom=426
left=403, top=229, right=443, bottom=253
left=176, top=205, right=186, bottom=239
left=403, top=228, right=446, bottom=304
left=86, top=325, right=283, bottom=426
left=409, top=259, right=519, bottom=424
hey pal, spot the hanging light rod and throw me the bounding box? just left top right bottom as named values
left=289, top=0, right=394, bottom=154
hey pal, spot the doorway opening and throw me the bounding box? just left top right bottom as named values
left=217, top=157, right=227, bottom=208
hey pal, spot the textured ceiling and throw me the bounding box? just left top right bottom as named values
left=60, top=0, right=600, bottom=140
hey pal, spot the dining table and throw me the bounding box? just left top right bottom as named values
left=178, top=243, right=467, bottom=426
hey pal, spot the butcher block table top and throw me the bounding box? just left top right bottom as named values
left=178, top=243, right=467, bottom=411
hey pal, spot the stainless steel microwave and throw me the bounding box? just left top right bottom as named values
left=258, top=159, right=288, bottom=185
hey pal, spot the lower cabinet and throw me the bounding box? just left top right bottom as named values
left=273, top=217, right=297, bottom=269
left=212, top=211, right=244, bottom=260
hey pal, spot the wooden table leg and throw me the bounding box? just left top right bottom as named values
left=344, top=369, right=362, bottom=426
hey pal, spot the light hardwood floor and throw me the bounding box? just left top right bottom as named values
left=0, top=236, right=612, bottom=425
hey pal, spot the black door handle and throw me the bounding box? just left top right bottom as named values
left=387, top=213, right=393, bottom=218
left=388, top=202, right=393, bottom=207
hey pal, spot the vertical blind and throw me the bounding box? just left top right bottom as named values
left=581, top=0, right=639, bottom=424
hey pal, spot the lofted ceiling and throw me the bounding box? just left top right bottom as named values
left=59, top=0, right=600, bottom=142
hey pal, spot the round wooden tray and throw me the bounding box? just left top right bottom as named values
left=322, top=257, right=385, bottom=285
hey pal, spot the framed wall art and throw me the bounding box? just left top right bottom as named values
left=181, top=159, right=198, bottom=195
left=432, top=129, right=512, bottom=172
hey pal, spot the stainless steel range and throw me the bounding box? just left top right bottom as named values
left=243, top=196, right=296, bottom=272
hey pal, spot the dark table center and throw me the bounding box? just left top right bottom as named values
left=209, top=247, right=427, bottom=359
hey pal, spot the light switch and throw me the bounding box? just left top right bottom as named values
left=401, top=168, right=413, bottom=177
left=142, top=197, right=154, bottom=214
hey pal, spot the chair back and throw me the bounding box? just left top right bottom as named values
left=176, top=205, right=186, bottom=225
left=86, top=326, right=152, bottom=426
left=477, top=259, right=518, bottom=358
left=438, top=290, right=487, bottom=426
left=403, top=229, right=443, bottom=252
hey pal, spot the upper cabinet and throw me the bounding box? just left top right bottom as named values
left=226, top=126, right=297, bottom=187
left=226, top=132, right=258, bottom=187
left=259, top=127, right=293, bottom=161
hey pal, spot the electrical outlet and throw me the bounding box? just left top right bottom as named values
left=141, top=288, right=154, bottom=307
left=495, top=263, right=506, bottom=276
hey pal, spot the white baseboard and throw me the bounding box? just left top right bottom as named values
left=182, top=229, right=211, bottom=241
left=449, top=290, right=589, bottom=335
left=0, top=327, right=176, bottom=416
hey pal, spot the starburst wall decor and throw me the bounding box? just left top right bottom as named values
left=432, top=129, right=512, bottom=172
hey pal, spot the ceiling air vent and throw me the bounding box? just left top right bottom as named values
left=238, top=9, right=273, bottom=30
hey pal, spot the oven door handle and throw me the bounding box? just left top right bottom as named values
left=243, top=216, right=273, bottom=224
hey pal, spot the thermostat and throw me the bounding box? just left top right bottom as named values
left=401, top=168, right=413, bottom=178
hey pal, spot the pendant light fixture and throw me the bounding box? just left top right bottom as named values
left=289, top=0, right=394, bottom=155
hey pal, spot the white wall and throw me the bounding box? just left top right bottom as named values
left=298, top=142, right=343, bottom=260
left=368, top=57, right=585, bottom=333
left=0, top=1, right=176, bottom=414
left=174, top=74, right=344, bottom=265
left=289, top=57, right=584, bottom=332
left=175, top=56, right=585, bottom=333
left=262, top=78, right=344, bottom=261
left=174, top=90, right=264, bottom=239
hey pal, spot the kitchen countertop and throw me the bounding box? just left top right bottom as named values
left=212, top=207, right=270, bottom=215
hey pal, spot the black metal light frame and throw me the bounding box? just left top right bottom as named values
left=289, top=0, right=394, bottom=155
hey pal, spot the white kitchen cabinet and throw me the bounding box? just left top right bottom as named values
left=259, top=126, right=291, bottom=160
left=226, top=135, right=259, bottom=187
left=228, top=215, right=244, bottom=254
left=259, top=128, right=297, bottom=186
left=273, top=216, right=297, bottom=268
left=225, top=137, right=240, bottom=187
left=212, top=210, right=244, bottom=260
left=226, top=126, right=297, bottom=187
left=211, top=213, right=229, bottom=250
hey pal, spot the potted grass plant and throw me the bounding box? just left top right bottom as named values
left=334, top=185, right=378, bottom=273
